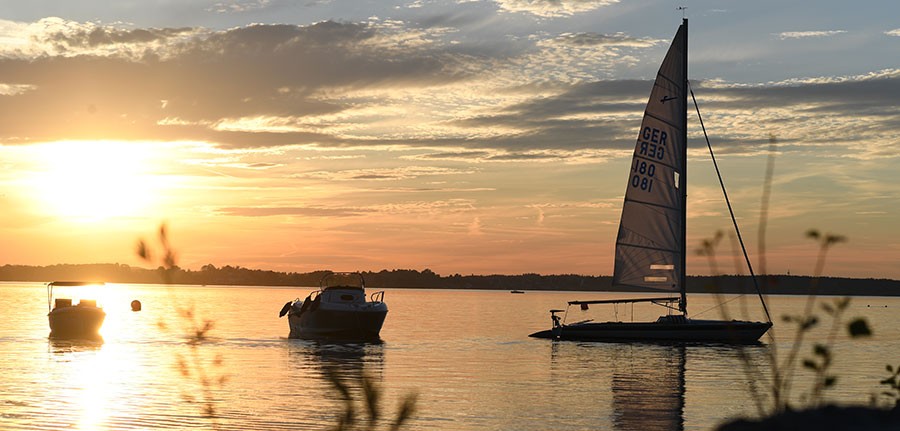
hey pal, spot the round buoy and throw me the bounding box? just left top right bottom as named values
left=131, top=300, right=142, bottom=312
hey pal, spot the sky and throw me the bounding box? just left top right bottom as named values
left=0, top=0, right=898, bottom=279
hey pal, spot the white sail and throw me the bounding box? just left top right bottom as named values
left=613, top=23, right=687, bottom=293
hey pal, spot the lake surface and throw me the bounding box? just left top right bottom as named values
left=1, top=282, right=897, bottom=430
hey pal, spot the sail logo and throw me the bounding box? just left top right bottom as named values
left=660, top=95, right=678, bottom=103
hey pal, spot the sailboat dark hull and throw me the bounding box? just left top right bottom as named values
left=529, top=319, right=771, bottom=344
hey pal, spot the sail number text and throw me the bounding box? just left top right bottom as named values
left=631, top=160, right=655, bottom=192
left=638, top=127, right=667, bottom=161
left=631, top=127, right=668, bottom=193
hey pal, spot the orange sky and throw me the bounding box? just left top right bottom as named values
left=1, top=5, right=899, bottom=280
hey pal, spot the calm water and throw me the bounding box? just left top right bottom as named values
left=1, top=282, right=897, bottom=430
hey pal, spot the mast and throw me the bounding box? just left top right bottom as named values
left=679, top=18, right=688, bottom=315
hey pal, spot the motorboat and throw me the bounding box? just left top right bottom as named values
left=279, top=272, right=387, bottom=340
left=47, top=281, right=106, bottom=340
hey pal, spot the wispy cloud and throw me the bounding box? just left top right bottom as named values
left=552, top=32, right=663, bottom=48
left=220, top=206, right=363, bottom=217
left=776, top=30, right=847, bottom=40
left=403, top=148, right=616, bottom=163
left=468, top=216, right=483, bottom=235
left=494, top=0, right=619, bottom=17
left=293, top=166, right=476, bottom=181
left=208, top=0, right=272, bottom=13
left=886, top=29, right=900, bottom=37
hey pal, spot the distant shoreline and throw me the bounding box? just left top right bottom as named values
left=2, top=263, right=899, bottom=296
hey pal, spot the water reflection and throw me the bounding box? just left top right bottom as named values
left=546, top=342, right=686, bottom=430
left=42, top=339, right=148, bottom=430
left=611, top=344, right=685, bottom=431
left=48, top=338, right=104, bottom=355
left=286, top=339, right=385, bottom=381
left=280, top=340, right=388, bottom=427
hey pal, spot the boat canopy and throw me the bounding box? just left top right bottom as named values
left=48, top=281, right=106, bottom=287
left=47, top=281, right=106, bottom=313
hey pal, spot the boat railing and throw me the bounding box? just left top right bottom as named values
left=369, top=290, right=385, bottom=303
left=557, top=296, right=681, bottom=324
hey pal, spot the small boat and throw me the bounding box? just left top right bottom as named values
left=47, top=281, right=106, bottom=340
left=510, top=290, right=525, bottom=294
left=530, top=19, right=772, bottom=344
left=279, top=272, right=387, bottom=341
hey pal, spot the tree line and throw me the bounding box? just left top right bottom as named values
left=0, top=263, right=898, bottom=296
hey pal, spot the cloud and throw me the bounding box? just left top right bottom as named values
left=886, top=29, right=900, bottom=37
left=402, top=148, right=614, bottom=163
left=292, top=166, right=476, bottom=181
left=208, top=0, right=272, bottom=13
left=44, top=25, right=196, bottom=49
left=220, top=206, right=363, bottom=217
left=494, top=0, right=619, bottom=17
left=0, top=83, right=35, bottom=96
left=553, top=32, right=663, bottom=48
left=776, top=30, right=847, bottom=40
left=0, top=18, right=202, bottom=59
left=1, top=17, right=898, bottom=166
left=226, top=199, right=481, bottom=219
left=468, top=216, right=483, bottom=235
left=0, top=19, right=481, bottom=146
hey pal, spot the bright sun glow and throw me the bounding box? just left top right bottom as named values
left=25, top=141, right=163, bottom=221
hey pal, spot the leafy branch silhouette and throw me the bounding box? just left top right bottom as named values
left=137, top=223, right=228, bottom=427
left=325, top=366, right=418, bottom=431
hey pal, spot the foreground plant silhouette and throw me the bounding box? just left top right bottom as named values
left=324, top=366, right=417, bottom=431
left=137, top=224, right=228, bottom=426
left=713, top=229, right=890, bottom=430
left=772, top=230, right=872, bottom=409
left=878, top=364, right=900, bottom=408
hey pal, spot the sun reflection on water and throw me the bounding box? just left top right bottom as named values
left=77, top=347, right=115, bottom=430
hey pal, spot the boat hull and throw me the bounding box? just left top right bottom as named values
left=48, top=306, right=106, bottom=340
left=288, top=307, right=387, bottom=341
left=529, top=319, right=771, bottom=344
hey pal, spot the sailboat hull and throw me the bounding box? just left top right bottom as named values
left=530, top=319, right=771, bottom=344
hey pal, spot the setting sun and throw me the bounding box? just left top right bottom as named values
left=23, top=141, right=163, bottom=221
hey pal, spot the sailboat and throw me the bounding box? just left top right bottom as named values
left=530, top=19, right=772, bottom=343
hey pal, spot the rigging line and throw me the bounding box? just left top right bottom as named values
left=688, top=82, right=772, bottom=324
left=692, top=293, right=747, bottom=318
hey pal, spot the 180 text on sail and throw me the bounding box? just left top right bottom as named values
left=631, top=127, right=668, bottom=193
